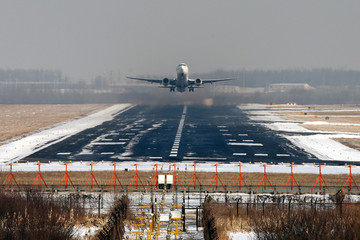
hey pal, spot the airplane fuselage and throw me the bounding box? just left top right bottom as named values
left=175, top=63, right=189, bottom=92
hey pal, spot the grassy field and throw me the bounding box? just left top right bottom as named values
left=0, top=104, right=108, bottom=144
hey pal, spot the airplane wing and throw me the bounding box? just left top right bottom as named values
left=201, top=78, right=237, bottom=84
left=188, top=77, right=237, bottom=85
left=126, top=76, right=163, bottom=84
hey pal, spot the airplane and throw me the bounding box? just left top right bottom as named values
left=126, top=63, right=237, bottom=92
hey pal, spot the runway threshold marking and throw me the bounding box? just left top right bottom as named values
left=277, top=154, right=290, bottom=157
left=233, top=153, right=247, bottom=156
left=90, top=142, right=126, bottom=145
left=254, top=153, right=268, bottom=157
left=169, top=105, right=187, bottom=158
left=57, top=152, right=71, bottom=155
left=228, top=142, right=263, bottom=146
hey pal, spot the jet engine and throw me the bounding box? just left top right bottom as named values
left=195, top=78, right=202, bottom=86
left=162, top=78, right=169, bottom=86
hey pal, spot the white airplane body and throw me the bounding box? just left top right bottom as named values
left=127, top=63, right=236, bottom=92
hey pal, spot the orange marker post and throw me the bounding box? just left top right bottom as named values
left=58, top=162, right=75, bottom=189
left=231, top=162, right=248, bottom=190
left=31, top=161, right=48, bottom=189
left=83, top=163, right=100, bottom=189
left=129, top=163, right=144, bottom=189
left=207, top=164, right=225, bottom=190
left=342, top=165, right=359, bottom=191
left=186, top=164, right=202, bottom=190
left=173, top=164, right=184, bottom=190
left=312, top=165, right=329, bottom=191
left=256, top=164, right=273, bottom=190
left=148, top=163, right=162, bottom=189
left=3, top=163, right=20, bottom=189
left=283, top=164, right=300, bottom=190
left=106, top=163, right=123, bottom=189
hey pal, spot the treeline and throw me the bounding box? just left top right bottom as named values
left=195, top=69, right=360, bottom=88
left=0, top=69, right=66, bottom=83
left=2, top=68, right=360, bottom=88
left=1, top=68, right=360, bottom=104
left=2, top=84, right=360, bottom=105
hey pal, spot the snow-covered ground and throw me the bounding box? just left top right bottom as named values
left=239, top=104, right=360, bottom=162
left=228, top=232, right=256, bottom=240
left=0, top=104, right=133, bottom=163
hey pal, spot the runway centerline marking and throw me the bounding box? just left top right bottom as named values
left=170, top=105, right=187, bottom=158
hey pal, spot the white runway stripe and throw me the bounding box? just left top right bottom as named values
left=254, top=153, right=268, bottom=156
left=169, top=105, right=187, bottom=157
left=228, top=143, right=263, bottom=146
left=91, top=142, right=126, bottom=145
left=277, top=154, right=290, bottom=157
left=233, top=153, right=247, bottom=156
left=57, top=152, right=71, bottom=155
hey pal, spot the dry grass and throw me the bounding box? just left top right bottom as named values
left=0, top=104, right=108, bottom=144
left=335, top=138, right=360, bottom=151
left=288, top=116, right=360, bottom=124
left=273, top=106, right=360, bottom=132
left=0, top=170, right=357, bottom=189
left=279, top=110, right=360, bottom=116
left=268, top=105, right=359, bottom=110
left=303, top=124, right=360, bottom=133
left=204, top=196, right=360, bottom=240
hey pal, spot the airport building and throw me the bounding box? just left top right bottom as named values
left=266, top=83, right=314, bottom=93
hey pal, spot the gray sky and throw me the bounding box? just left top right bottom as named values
left=0, top=1, right=359, bottom=80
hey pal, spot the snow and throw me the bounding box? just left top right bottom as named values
left=240, top=104, right=360, bottom=162
left=74, top=226, right=99, bottom=238
left=228, top=232, right=256, bottom=240
left=0, top=104, right=133, bottom=163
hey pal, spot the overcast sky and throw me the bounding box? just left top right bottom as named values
left=0, top=1, right=359, bottom=80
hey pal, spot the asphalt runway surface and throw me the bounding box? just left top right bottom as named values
left=24, top=105, right=331, bottom=164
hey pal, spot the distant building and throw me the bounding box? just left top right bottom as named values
left=266, top=83, right=314, bottom=93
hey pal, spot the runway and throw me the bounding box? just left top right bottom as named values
left=22, top=105, right=323, bottom=164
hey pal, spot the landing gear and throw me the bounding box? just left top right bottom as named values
left=189, top=87, right=194, bottom=92
left=170, top=87, right=175, bottom=92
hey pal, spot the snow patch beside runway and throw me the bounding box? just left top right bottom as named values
left=239, top=104, right=360, bottom=162
left=0, top=104, right=133, bottom=163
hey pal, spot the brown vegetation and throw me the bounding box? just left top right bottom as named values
left=335, top=138, right=360, bottom=151
left=0, top=191, right=83, bottom=239
left=288, top=116, right=360, bottom=124
left=303, top=124, right=360, bottom=133
left=97, top=195, right=130, bottom=240
left=250, top=203, right=360, bottom=239
left=0, top=190, right=131, bottom=240
left=203, top=196, right=360, bottom=240
left=280, top=110, right=360, bottom=116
